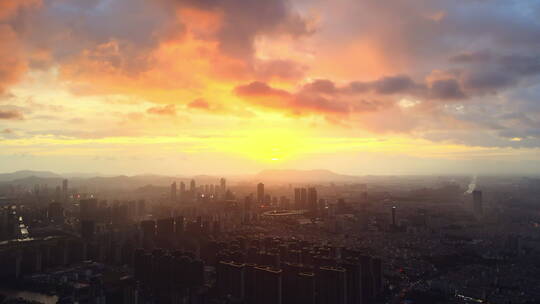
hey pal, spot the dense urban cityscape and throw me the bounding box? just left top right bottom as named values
left=0, top=170, right=538, bottom=303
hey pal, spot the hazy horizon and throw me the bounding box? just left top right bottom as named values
left=0, top=168, right=538, bottom=179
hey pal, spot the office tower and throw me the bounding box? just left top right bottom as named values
left=216, top=261, right=245, bottom=300
left=47, top=202, right=64, bottom=223
left=220, top=177, right=226, bottom=194
left=359, top=255, right=374, bottom=303
left=371, top=258, right=383, bottom=297
left=190, top=179, right=196, bottom=193
left=254, top=266, right=282, bottom=304
left=391, top=206, right=397, bottom=228
left=257, top=183, right=265, bottom=204
left=79, top=198, right=98, bottom=221
left=300, top=188, right=307, bottom=208
left=156, top=218, right=174, bottom=239
left=170, top=182, right=177, bottom=202
left=282, top=263, right=311, bottom=304
left=244, top=264, right=258, bottom=303
left=81, top=220, right=95, bottom=240
left=342, top=260, right=361, bottom=304
left=62, top=179, right=68, bottom=203
left=307, top=188, right=317, bottom=215
left=318, top=199, right=327, bottom=217
left=294, top=188, right=301, bottom=209
left=473, top=190, right=483, bottom=215
left=317, top=266, right=347, bottom=304
left=179, top=181, right=186, bottom=198
left=141, top=220, right=156, bottom=240
left=297, top=272, right=316, bottom=304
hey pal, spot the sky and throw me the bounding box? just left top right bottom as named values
left=1, top=0, right=540, bottom=175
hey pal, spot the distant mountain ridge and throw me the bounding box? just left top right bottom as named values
left=254, top=169, right=361, bottom=183
left=0, top=169, right=363, bottom=189
left=0, top=170, right=63, bottom=182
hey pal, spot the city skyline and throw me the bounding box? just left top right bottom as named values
left=2, top=1, right=540, bottom=175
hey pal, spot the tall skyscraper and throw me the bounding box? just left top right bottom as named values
left=170, top=182, right=177, bottom=202
left=62, top=179, right=68, bottom=203
left=300, top=188, right=307, bottom=208
left=307, top=188, right=317, bottom=215
left=391, top=206, right=397, bottom=227
left=317, top=266, right=347, bottom=304
left=220, top=177, right=226, bottom=194
left=156, top=218, right=174, bottom=239
left=294, top=188, right=301, bottom=209
left=179, top=181, right=186, bottom=198
left=80, top=198, right=98, bottom=221
left=257, top=183, right=265, bottom=204
left=190, top=179, right=196, bottom=198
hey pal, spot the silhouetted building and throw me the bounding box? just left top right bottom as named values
left=294, top=188, right=301, bottom=209
left=156, top=218, right=174, bottom=240
left=216, top=261, right=245, bottom=300
left=141, top=220, right=156, bottom=241
left=372, top=257, right=383, bottom=297
left=179, top=181, right=186, bottom=199
left=391, top=206, right=397, bottom=229
left=300, top=188, right=307, bottom=209
left=254, top=266, right=282, bottom=304
left=220, top=177, right=226, bottom=196
left=359, top=255, right=374, bottom=303
left=257, top=183, right=265, bottom=204
left=298, top=272, right=316, bottom=304
left=170, top=182, right=177, bottom=202
left=190, top=179, right=196, bottom=193
left=317, top=266, right=347, bottom=304
left=80, top=198, right=98, bottom=221
left=342, top=261, right=362, bottom=304
left=62, top=179, right=68, bottom=203
left=48, top=202, right=64, bottom=223
left=307, top=188, right=317, bottom=215
left=81, top=220, right=95, bottom=240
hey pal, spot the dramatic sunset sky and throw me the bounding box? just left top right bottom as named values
left=1, top=0, right=539, bottom=175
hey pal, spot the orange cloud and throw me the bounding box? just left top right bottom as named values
left=147, top=104, right=176, bottom=116
left=0, top=109, right=24, bottom=120
left=0, top=25, right=26, bottom=93
left=0, top=0, right=41, bottom=93
left=0, top=0, right=40, bottom=20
